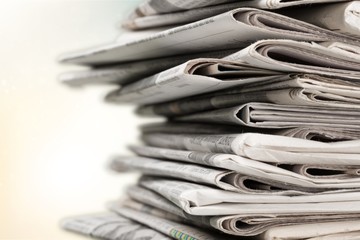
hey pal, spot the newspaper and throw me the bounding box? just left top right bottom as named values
left=59, top=50, right=235, bottom=87
left=124, top=0, right=350, bottom=30
left=139, top=122, right=360, bottom=141
left=261, top=220, right=360, bottom=240
left=129, top=145, right=360, bottom=189
left=224, top=40, right=360, bottom=79
left=141, top=133, right=360, bottom=165
left=307, top=231, right=360, bottom=240
left=110, top=155, right=336, bottom=194
left=320, top=42, right=360, bottom=59
left=61, top=212, right=170, bottom=240
left=127, top=0, right=348, bottom=18
left=109, top=206, right=232, bottom=240
left=125, top=185, right=360, bottom=236
left=107, top=40, right=360, bottom=105
left=59, top=8, right=359, bottom=65
left=139, top=177, right=360, bottom=216
left=174, top=102, right=360, bottom=129
left=127, top=0, right=237, bottom=18
left=281, top=1, right=360, bottom=37
left=136, top=74, right=360, bottom=117
left=286, top=164, right=360, bottom=180
left=105, top=59, right=281, bottom=104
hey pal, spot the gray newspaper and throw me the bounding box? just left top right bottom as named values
left=110, top=155, right=340, bottom=194
left=261, top=220, right=360, bottom=240
left=123, top=0, right=352, bottom=30
left=174, top=102, right=360, bottom=129
left=109, top=205, right=233, bottom=240
left=139, top=177, right=360, bottom=216
left=139, top=122, right=360, bottom=141
left=107, top=40, right=360, bottom=105
left=105, top=59, right=280, bottom=105
left=281, top=1, right=360, bottom=37
left=61, top=212, right=170, bottom=240
left=59, top=50, right=235, bottom=87
left=126, top=0, right=348, bottom=18
left=129, top=145, right=360, bottom=189
left=224, top=40, right=360, bottom=78
left=59, top=8, right=359, bottom=65
left=124, top=185, right=360, bottom=236
left=141, top=133, right=360, bottom=164
left=136, top=73, right=360, bottom=117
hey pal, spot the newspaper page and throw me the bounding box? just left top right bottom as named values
left=136, top=73, right=360, bottom=117
left=110, top=155, right=327, bottom=194
left=107, top=40, right=360, bottom=105
left=127, top=0, right=348, bottom=18
left=224, top=40, right=360, bottom=79
left=261, top=220, right=360, bottom=240
left=61, top=212, right=170, bottom=240
left=105, top=59, right=281, bottom=104
left=125, top=185, right=360, bottom=237
left=307, top=231, right=360, bottom=240
left=287, top=164, right=360, bottom=180
left=127, top=0, right=236, bottom=18
left=124, top=0, right=350, bottom=30
left=110, top=206, right=233, bottom=240
left=139, top=122, right=360, bottom=141
left=141, top=133, right=360, bottom=165
left=130, top=145, right=360, bottom=189
left=281, top=1, right=360, bottom=37
left=59, top=50, right=235, bottom=87
left=174, top=102, right=360, bottom=129
left=139, top=177, right=360, bottom=216
left=59, top=8, right=359, bottom=65
left=321, top=41, right=360, bottom=59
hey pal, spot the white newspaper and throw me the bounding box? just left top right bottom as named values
left=130, top=145, right=360, bottom=188
left=127, top=0, right=236, bottom=18
left=282, top=1, right=360, bottom=37
left=287, top=164, right=360, bottom=180
left=124, top=0, right=350, bottom=30
left=139, top=122, right=360, bottom=141
left=261, top=220, right=360, bottom=240
left=136, top=74, right=360, bottom=117
left=59, top=50, right=235, bottom=87
left=111, top=155, right=337, bottom=194
left=109, top=206, right=232, bottom=240
left=61, top=212, right=170, bottom=240
left=127, top=0, right=348, bottom=18
left=59, top=8, right=359, bottom=65
left=105, top=59, right=281, bottom=104
left=141, top=133, right=360, bottom=165
left=175, top=102, right=360, bottom=129
left=125, top=185, right=360, bottom=236
left=224, top=39, right=360, bottom=79
left=107, top=40, right=360, bottom=105
left=308, top=231, right=360, bottom=240
left=139, top=177, right=360, bottom=216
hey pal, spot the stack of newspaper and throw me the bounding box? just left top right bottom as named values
left=59, top=0, right=360, bottom=239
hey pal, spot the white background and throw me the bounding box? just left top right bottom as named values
left=0, top=0, right=151, bottom=239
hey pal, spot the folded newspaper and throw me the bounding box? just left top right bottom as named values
left=126, top=0, right=349, bottom=19
left=142, top=132, right=360, bottom=164
left=140, top=122, right=360, bottom=141
left=59, top=8, right=360, bottom=65
left=106, top=40, right=360, bottom=105
left=123, top=186, right=360, bottom=236
left=123, top=0, right=358, bottom=34
left=136, top=73, right=360, bottom=117
left=60, top=1, right=360, bottom=239
left=174, top=102, right=360, bottom=129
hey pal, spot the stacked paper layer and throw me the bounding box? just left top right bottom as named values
left=59, top=0, right=360, bottom=239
